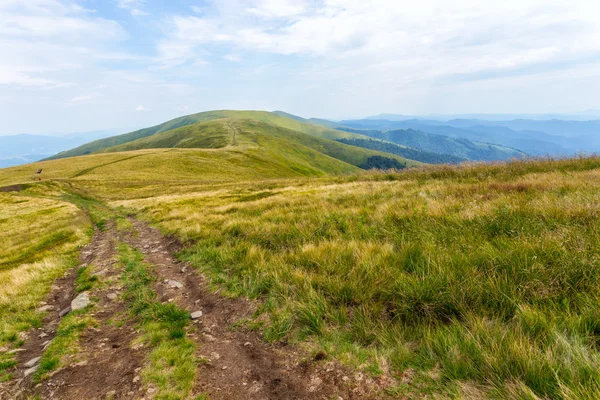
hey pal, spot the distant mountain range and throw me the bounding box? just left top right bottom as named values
left=0, top=130, right=119, bottom=168
left=334, top=117, right=600, bottom=156
left=3, top=111, right=600, bottom=169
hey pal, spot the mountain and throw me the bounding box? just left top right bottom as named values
left=336, top=138, right=466, bottom=164
left=48, top=111, right=359, bottom=161
left=0, top=131, right=118, bottom=168
left=34, top=112, right=421, bottom=185
left=336, top=127, right=525, bottom=161
left=336, top=119, right=580, bottom=156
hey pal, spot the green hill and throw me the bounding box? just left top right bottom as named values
left=47, top=110, right=362, bottom=160
left=100, top=118, right=420, bottom=170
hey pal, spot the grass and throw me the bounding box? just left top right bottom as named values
left=0, top=190, right=89, bottom=381
left=119, top=243, right=198, bottom=399
left=75, top=265, right=99, bottom=293
left=45, top=110, right=363, bottom=161
left=34, top=309, right=96, bottom=382
left=116, top=156, right=600, bottom=399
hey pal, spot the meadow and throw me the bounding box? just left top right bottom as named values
left=0, top=187, right=88, bottom=381
left=114, top=156, right=600, bottom=399
left=2, top=151, right=600, bottom=398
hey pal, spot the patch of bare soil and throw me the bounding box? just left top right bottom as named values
left=123, top=218, right=391, bottom=400
left=0, top=185, right=24, bottom=193
left=6, top=224, right=145, bottom=400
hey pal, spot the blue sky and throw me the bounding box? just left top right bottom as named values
left=1, top=0, right=600, bottom=135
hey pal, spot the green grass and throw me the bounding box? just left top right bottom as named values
left=46, top=110, right=364, bottom=161
left=75, top=265, right=99, bottom=292
left=119, top=243, right=197, bottom=399
left=119, top=156, right=600, bottom=399
left=34, top=308, right=96, bottom=382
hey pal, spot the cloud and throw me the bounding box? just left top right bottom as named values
left=224, top=54, right=241, bottom=62
left=70, top=94, right=94, bottom=103
left=136, top=105, right=149, bottom=111
left=0, top=0, right=127, bottom=89
left=157, top=0, right=600, bottom=85
left=116, top=0, right=148, bottom=16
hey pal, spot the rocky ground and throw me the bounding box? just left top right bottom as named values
left=2, top=217, right=390, bottom=399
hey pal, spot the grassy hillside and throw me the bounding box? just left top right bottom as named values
left=115, top=156, right=600, bottom=399
left=0, top=186, right=88, bottom=381
left=48, top=110, right=362, bottom=160
left=101, top=118, right=420, bottom=171
left=4, top=129, right=600, bottom=398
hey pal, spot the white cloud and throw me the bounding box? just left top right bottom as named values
left=0, top=0, right=126, bottom=88
left=70, top=94, right=94, bottom=103
left=224, top=54, right=241, bottom=62
left=157, top=0, right=600, bottom=84
left=136, top=105, right=149, bottom=111
left=117, top=0, right=148, bottom=16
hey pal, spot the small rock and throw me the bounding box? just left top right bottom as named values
left=106, top=390, right=116, bottom=398
left=24, top=365, right=39, bottom=377
left=71, top=292, right=90, bottom=310
left=106, top=293, right=117, bottom=300
left=190, top=311, right=203, bottom=320
left=243, top=342, right=252, bottom=347
left=41, top=340, right=50, bottom=349
left=39, top=332, right=48, bottom=339
left=168, top=280, right=183, bottom=289
left=180, top=267, right=187, bottom=273
left=194, top=299, right=201, bottom=304
left=210, top=352, right=221, bottom=361
left=203, top=334, right=217, bottom=342
left=36, top=305, right=54, bottom=313
left=342, top=376, right=350, bottom=382
left=143, top=244, right=150, bottom=249
left=24, top=357, right=41, bottom=368
left=221, top=366, right=228, bottom=370
left=59, top=306, right=71, bottom=317
left=133, top=376, right=140, bottom=383
left=8, top=349, right=26, bottom=354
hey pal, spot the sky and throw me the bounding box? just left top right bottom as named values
left=2, top=0, right=600, bottom=135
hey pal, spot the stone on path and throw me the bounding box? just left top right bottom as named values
left=190, top=311, right=203, bottom=320
left=106, top=293, right=117, bottom=300
left=71, top=292, right=90, bottom=311
left=24, top=357, right=40, bottom=368
left=24, top=365, right=39, bottom=377
left=168, top=280, right=183, bottom=289
left=59, top=306, right=71, bottom=317
left=36, top=305, right=54, bottom=313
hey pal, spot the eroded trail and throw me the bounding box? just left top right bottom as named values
left=8, top=223, right=144, bottom=399
left=6, top=216, right=383, bottom=399
left=123, top=219, right=381, bottom=400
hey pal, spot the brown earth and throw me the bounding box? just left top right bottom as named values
left=3, top=217, right=391, bottom=399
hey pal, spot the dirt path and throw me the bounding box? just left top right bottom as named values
left=7, top=224, right=145, bottom=399
left=123, top=218, right=385, bottom=400
left=5, top=216, right=387, bottom=399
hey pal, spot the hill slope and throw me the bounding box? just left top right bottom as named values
left=48, top=110, right=362, bottom=160
left=99, top=118, right=420, bottom=170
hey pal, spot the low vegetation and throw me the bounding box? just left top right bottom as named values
left=2, top=107, right=600, bottom=398
left=116, top=156, right=600, bottom=398
left=0, top=191, right=88, bottom=381
left=119, top=243, right=198, bottom=399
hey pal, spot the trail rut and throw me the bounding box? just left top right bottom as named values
left=4, top=216, right=387, bottom=399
